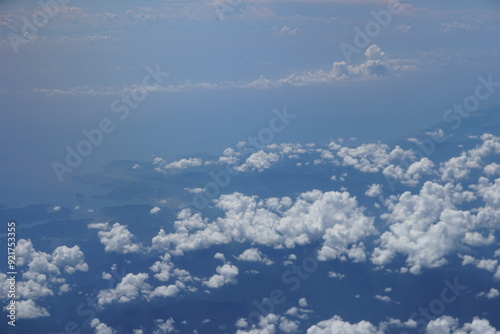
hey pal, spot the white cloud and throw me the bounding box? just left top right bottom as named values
left=375, top=295, right=391, bottom=302
left=166, top=157, right=203, bottom=169
left=203, top=263, right=239, bottom=289
left=462, top=231, right=495, bottom=246
left=97, top=273, right=151, bottom=305
left=484, top=163, right=500, bottom=176
left=15, top=300, right=50, bottom=319
left=328, top=272, right=345, bottom=279
left=11, top=239, right=88, bottom=303
left=440, top=134, right=500, bottom=182
left=90, top=318, right=116, bottom=334
left=153, top=318, right=176, bottom=334
left=337, top=143, right=415, bottom=173
left=88, top=222, right=110, bottom=230
left=51, top=245, right=89, bottom=274
left=151, top=190, right=376, bottom=263
left=35, top=46, right=416, bottom=97
left=184, top=187, right=205, bottom=194
left=305, top=315, right=379, bottom=334
left=235, top=151, right=280, bottom=172
left=426, top=316, right=499, bottom=334
left=97, top=223, right=141, bottom=254
left=477, top=288, right=499, bottom=299
left=365, top=184, right=382, bottom=197
left=383, top=157, right=435, bottom=186
left=150, top=284, right=180, bottom=298
left=372, top=182, right=476, bottom=274
left=461, top=255, right=498, bottom=272
left=236, top=248, right=273, bottom=265
left=214, top=252, right=226, bottom=261
left=236, top=313, right=299, bottom=334
left=150, top=206, right=161, bottom=214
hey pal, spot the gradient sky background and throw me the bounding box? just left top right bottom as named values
left=0, top=0, right=499, bottom=205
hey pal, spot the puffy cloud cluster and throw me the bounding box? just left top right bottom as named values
left=236, top=248, right=274, bottom=265
left=97, top=223, right=141, bottom=254
left=90, top=318, right=116, bottom=334
left=16, top=300, right=50, bottom=319
left=151, top=190, right=376, bottom=262
left=472, top=177, right=500, bottom=229
left=372, top=182, right=477, bottom=274
left=97, top=273, right=151, bottom=305
left=153, top=156, right=203, bottom=172
left=235, top=151, right=280, bottom=172
left=440, top=134, right=500, bottom=182
left=202, top=263, right=239, bottom=289
left=335, top=143, right=415, bottom=173
left=0, top=239, right=89, bottom=319
left=236, top=313, right=299, bottom=334
left=461, top=255, right=500, bottom=279
left=426, top=316, right=500, bottom=334
left=306, top=315, right=380, bottom=334
left=477, top=288, right=500, bottom=299
left=329, top=45, right=417, bottom=81
left=153, top=318, right=176, bottom=334
left=382, top=157, right=435, bottom=186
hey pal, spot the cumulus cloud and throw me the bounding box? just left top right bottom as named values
left=365, top=184, right=383, bottom=197
left=236, top=248, right=273, bottom=265
left=97, top=223, right=141, bottom=254
left=153, top=318, right=176, bottom=334
left=236, top=313, right=299, bottom=334
left=90, top=318, right=116, bottom=334
left=336, top=143, right=415, bottom=173
left=51, top=245, right=89, bottom=274
left=153, top=157, right=203, bottom=171
left=477, top=288, right=499, bottom=299
left=440, top=134, right=500, bottom=182
left=15, top=300, right=50, bottom=319
left=462, top=231, right=495, bottom=246
left=97, top=273, right=151, bottom=305
left=484, top=163, right=500, bottom=176
left=203, top=263, right=239, bottom=289
left=372, top=182, right=476, bottom=274
left=9, top=239, right=89, bottom=308
left=235, top=151, right=280, bottom=172
left=383, top=157, right=435, bottom=186
left=461, top=255, right=498, bottom=273
left=150, top=284, right=180, bottom=298
left=426, top=316, right=499, bottom=333
left=151, top=190, right=376, bottom=263
left=306, top=315, right=379, bottom=333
